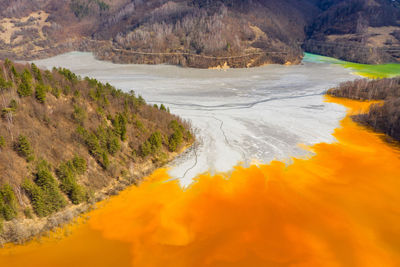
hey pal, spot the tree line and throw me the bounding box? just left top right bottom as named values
left=0, top=59, right=193, bottom=237
left=328, top=77, right=400, bottom=142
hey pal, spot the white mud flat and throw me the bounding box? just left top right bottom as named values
left=33, top=52, right=355, bottom=186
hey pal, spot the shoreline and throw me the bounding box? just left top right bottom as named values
left=0, top=38, right=301, bottom=69
left=3, top=96, right=400, bottom=266
left=0, top=142, right=194, bottom=246
left=0, top=95, right=383, bottom=246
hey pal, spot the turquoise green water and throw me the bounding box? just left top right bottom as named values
left=303, top=53, right=400, bottom=78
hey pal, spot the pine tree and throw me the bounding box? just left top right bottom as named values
left=113, top=113, right=127, bottom=141
left=0, top=76, right=12, bottom=92
left=15, top=135, right=34, bottom=162
left=149, top=131, right=163, bottom=152
left=0, top=184, right=18, bottom=221
left=17, top=69, right=33, bottom=97
left=35, top=84, right=47, bottom=103
left=56, top=158, right=87, bottom=204
left=140, top=140, right=152, bottom=157
left=31, top=63, right=42, bottom=82
left=0, top=136, right=5, bottom=150
left=22, top=161, right=67, bottom=217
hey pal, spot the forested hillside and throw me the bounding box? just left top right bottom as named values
left=0, top=0, right=399, bottom=67
left=328, top=77, right=400, bottom=142
left=0, top=59, right=193, bottom=243
left=305, top=0, right=400, bottom=63
left=0, top=0, right=319, bottom=67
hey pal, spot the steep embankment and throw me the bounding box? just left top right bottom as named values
left=0, top=59, right=193, bottom=244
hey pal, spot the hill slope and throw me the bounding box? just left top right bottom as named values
left=0, top=0, right=400, bottom=67
left=305, top=0, right=400, bottom=64
left=1, top=0, right=316, bottom=67
left=0, top=59, right=193, bottom=243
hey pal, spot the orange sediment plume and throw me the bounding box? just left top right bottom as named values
left=1, top=97, right=400, bottom=267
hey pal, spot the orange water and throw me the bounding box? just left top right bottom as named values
left=1, top=97, right=400, bottom=267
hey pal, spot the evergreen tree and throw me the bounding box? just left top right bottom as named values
left=31, top=63, right=42, bottom=83
left=22, top=179, right=47, bottom=217
left=15, top=135, right=34, bottom=162
left=72, top=155, right=87, bottom=175
left=0, top=136, right=5, bottom=150
left=140, top=140, right=152, bottom=157
left=0, top=184, right=18, bottom=221
left=0, top=76, right=12, bottom=92
left=113, top=113, right=127, bottom=141
left=23, top=161, right=67, bottom=217
left=56, top=158, right=87, bottom=204
left=102, top=152, right=110, bottom=169
left=35, top=84, right=47, bottom=103
left=107, top=136, right=121, bottom=155
left=17, top=69, right=33, bottom=97
left=149, top=131, right=163, bottom=152
left=11, top=66, right=18, bottom=79
left=168, top=120, right=184, bottom=152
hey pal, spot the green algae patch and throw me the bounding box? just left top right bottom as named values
left=303, top=53, right=400, bottom=79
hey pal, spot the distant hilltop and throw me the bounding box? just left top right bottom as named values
left=0, top=0, right=400, bottom=67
